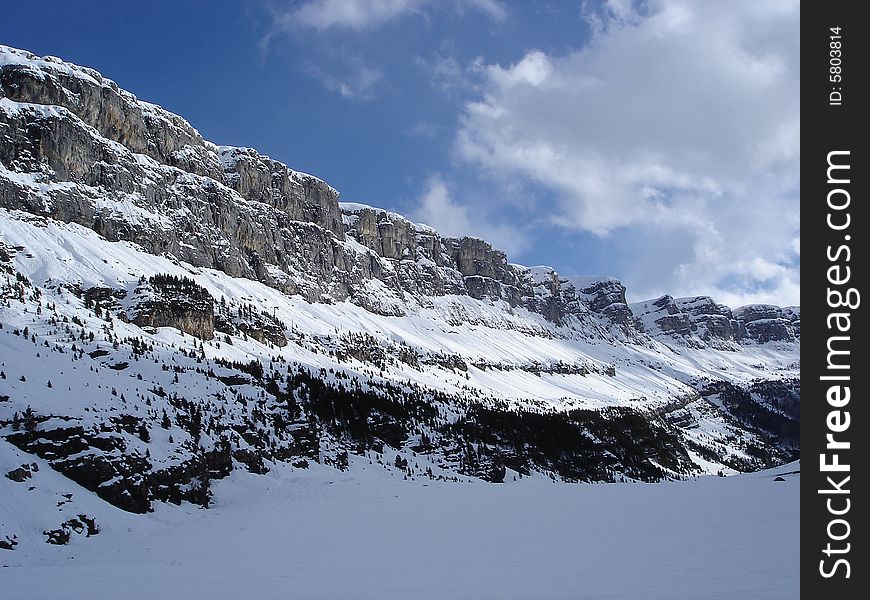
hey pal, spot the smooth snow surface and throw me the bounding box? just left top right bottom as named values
left=2, top=459, right=799, bottom=600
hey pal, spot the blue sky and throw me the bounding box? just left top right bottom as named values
left=1, top=0, right=799, bottom=306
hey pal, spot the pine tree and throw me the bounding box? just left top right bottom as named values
left=22, top=406, right=36, bottom=432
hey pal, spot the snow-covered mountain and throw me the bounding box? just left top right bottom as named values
left=0, top=45, right=798, bottom=554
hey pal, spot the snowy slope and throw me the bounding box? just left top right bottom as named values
left=0, top=208, right=798, bottom=501
left=0, top=210, right=797, bottom=411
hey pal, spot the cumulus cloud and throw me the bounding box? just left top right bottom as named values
left=410, top=175, right=529, bottom=256
left=454, top=0, right=799, bottom=305
left=274, top=0, right=506, bottom=32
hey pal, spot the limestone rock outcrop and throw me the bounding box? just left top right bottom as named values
left=0, top=45, right=797, bottom=345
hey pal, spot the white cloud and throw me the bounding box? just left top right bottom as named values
left=582, top=0, right=645, bottom=35
left=458, top=0, right=507, bottom=23
left=305, top=61, right=383, bottom=99
left=274, top=0, right=506, bottom=32
left=414, top=52, right=472, bottom=96
left=410, top=175, right=529, bottom=256
left=455, top=0, right=800, bottom=305
left=279, top=0, right=424, bottom=32
left=486, top=50, right=552, bottom=88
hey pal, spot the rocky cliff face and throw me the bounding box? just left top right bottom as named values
left=632, top=295, right=797, bottom=347
left=0, top=47, right=552, bottom=322
left=782, top=306, right=800, bottom=338
left=0, top=46, right=797, bottom=342
left=130, top=275, right=215, bottom=341
left=337, top=202, right=638, bottom=330
left=733, top=305, right=798, bottom=344
left=0, top=46, right=365, bottom=307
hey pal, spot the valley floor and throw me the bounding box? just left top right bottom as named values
left=2, top=459, right=799, bottom=600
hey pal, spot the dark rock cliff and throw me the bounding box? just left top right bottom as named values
left=0, top=45, right=797, bottom=343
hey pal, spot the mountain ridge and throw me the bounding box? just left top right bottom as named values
left=0, top=44, right=797, bottom=342
left=0, top=44, right=798, bottom=547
